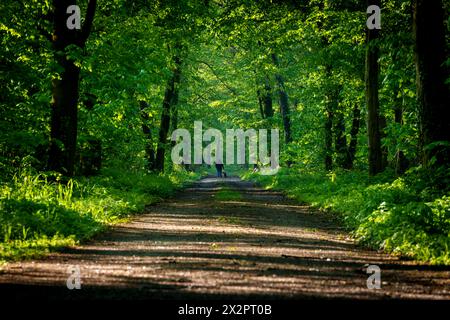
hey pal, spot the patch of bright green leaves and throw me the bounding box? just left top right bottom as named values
left=0, top=168, right=199, bottom=262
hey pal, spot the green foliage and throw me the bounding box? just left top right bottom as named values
left=0, top=168, right=199, bottom=261
left=1, top=0, right=449, bottom=267
left=244, top=167, right=450, bottom=265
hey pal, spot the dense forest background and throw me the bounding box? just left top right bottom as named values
left=0, top=0, right=449, bottom=264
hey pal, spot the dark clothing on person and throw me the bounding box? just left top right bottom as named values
left=215, top=163, right=224, bottom=177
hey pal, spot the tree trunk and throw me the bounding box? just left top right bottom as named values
left=47, top=56, right=80, bottom=177
left=365, top=0, right=384, bottom=175
left=271, top=53, right=292, bottom=144
left=414, top=0, right=450, bottom=166
left=47, top=0, right=97, bottom=177
left=394, top=103, right=408, bottom=174
left=256, top=74, right=274, bottom=157
left=324, top=108, right=333, bottom=171
left=323, top=65, right=338, bottom=171
left=170, top=104, right=179, bottom=152
left=324, top=81, right=339, bottom=171
left=140, top=101, right=156, bottom=171
left=257, top=89, right=266, bottom=119
left=334, top=111, right=348, bottom=168
left=155, top=55, right=182, bottom=172
left=257, top=76, right=274, bottom=120
left=379, top=114, right=388, bottom=169
left=345, top=103, right=361, bottom=169
left=263, top=76, right=274, bottom=118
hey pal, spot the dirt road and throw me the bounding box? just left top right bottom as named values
left=0, top=176, right=449, bottom=300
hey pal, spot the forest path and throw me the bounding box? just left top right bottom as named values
left=0, top=176, right=449, bottom=300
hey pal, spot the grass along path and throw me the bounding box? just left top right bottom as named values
left=0, top=176, right=449, bottom=300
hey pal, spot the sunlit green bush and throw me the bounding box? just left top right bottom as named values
left=244, top=167, right=450, bottom=265
left=0, top=168, right=200, bottom=261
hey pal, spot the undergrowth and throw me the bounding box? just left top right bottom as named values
left=243, top=167, right=450, bottom=265
left=0, top=167, right=200, bottom=262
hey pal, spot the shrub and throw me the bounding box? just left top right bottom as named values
left=243, top=167, right=450, bottom=265
left=0, top=168, right=200, bottom=261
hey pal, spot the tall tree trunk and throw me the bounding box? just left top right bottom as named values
left=324, top=81, right=339, bottom=171
left=324, top=107, right=333, bottom=171
left=323, top=65, right=338, bottom=171
left=47, top=0, right=96, bottom=177
left=263, top=76, right=274, bottom=118
left=365, top=0, right=384, bottom=175
left=414, top=0, right=450, bottom=166
left=256, top=74, right=274, bottom=157
left=256, top=76, right=274, bottom=120
left=140, top=101, right=156, bottom=171
left=379, top=114, right=388, bottom=169
left=334, top=111, right=348, bottom=168
left=155, top=55, right=182, bottom=172
left=257, top=89, right=266, bottom=119
left=170, top=104, right=179, bottom=151
left=345, top=103, right=361, bottom=169
left=271, top=53, right=292, bottom=144
left=170, top=87, right=180, bottom=149
left=333, top=103, right=362, bottom=170
left=394, top=102, right=408, bottom=174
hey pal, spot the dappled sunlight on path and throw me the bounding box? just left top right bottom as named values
left=0, top=176, right=449, bottom=300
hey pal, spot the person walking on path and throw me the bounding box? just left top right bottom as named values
left=215, top=162, right=224, bottom=177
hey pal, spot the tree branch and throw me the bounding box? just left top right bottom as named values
left=80, top=0, right=97, bottom=46
left=195, top=60, right=238, bottom=96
